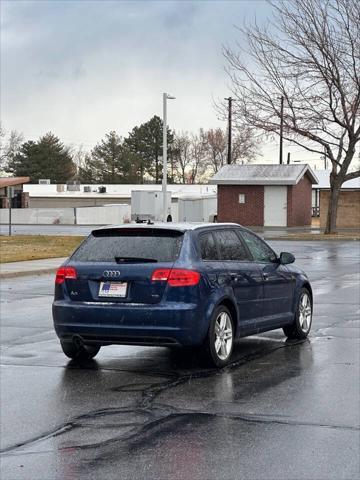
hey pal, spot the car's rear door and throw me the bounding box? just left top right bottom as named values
left=198, top=231, right=227, bottom=289
left=64, top=228, right=184, bottom=305
left=212, top=228, right=264, bottom=332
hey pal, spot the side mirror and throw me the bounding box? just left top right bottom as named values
left=279, top=252, right=295, bottom=265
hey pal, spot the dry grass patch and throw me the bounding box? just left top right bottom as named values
left=0, top=235, right=84, bottom=263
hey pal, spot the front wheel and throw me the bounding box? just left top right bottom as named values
left=203, top=306, right=234, bottom=368
left=60, top=340, right=101, bottom=361
left=283, top=288, right=312, bottom=339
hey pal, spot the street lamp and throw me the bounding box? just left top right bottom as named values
left=162, top=92, right=175, bottom=222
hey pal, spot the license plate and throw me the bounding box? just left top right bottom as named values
left=99, top=282, right=127, bottom=298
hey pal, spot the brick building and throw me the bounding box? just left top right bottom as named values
left=312, top=171, right=360, bottom=228
left=319, top=190, right=360, bottom=228
left=209, top=164, right=318, bottom=227
left=0, top=177, right=30, bottom=208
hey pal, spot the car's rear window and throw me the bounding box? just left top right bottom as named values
left=71, top=229, right=184, bottom=263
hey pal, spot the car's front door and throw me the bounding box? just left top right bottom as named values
left=239, top=230, right=294, bottom=327
left=212, top=229, right=264, bottom=333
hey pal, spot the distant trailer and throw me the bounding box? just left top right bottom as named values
left=178, top=195, right=217, bottom=223
left=131, top=190, right=172, bottom=222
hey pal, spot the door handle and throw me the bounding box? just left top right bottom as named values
left=262, top=272, right=270, bottom=280
left=229, top=272, right=239, bottom=282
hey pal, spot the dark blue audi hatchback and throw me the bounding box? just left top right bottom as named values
left=53, top=223, right=313, bottom=367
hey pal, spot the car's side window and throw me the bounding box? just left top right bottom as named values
left=213, top=229, right=250, bottom=261
left=240, top=230, right=277, bottom=263
left=199, top=232, right=219, bottom=261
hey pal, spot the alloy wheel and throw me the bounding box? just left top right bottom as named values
left=299, top=292, right=312, bottom=332
left=214, top=311, right=233, bottom=361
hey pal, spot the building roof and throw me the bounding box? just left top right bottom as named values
left=0, top=177, right=30, bottom=188
left=23, top=183, right=217, bottom=199
left=312, top=170, right=360, bottom=190
left=209, top=164, right=318, bottom=185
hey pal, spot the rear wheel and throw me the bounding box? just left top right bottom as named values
left=203, top=305, right=234, bottom=368
left=60, top=340, right=101, bottom=361
left=283, top=288, right=312, bottom=339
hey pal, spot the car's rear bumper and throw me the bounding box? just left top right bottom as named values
left=52, top=300, right=207, bottom=346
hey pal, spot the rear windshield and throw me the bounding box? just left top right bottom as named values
left=71, top=228, right=184, bottom=263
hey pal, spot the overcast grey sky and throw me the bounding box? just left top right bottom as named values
left=1, top=0, right=320, bottom=164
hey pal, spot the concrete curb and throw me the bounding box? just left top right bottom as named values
left=0, top=257, right=66, bottom=279
left=0, top=267, right=58, bottom=279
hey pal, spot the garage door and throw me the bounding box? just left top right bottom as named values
left=264, top=186, right=287, bottom=226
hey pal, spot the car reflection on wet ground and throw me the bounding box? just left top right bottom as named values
left=0, top=241, right=359, bottom=480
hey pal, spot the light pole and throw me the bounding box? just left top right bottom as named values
left=162, top=92, right=175, bottom=222
left=7, top=186, right=13, bottom=236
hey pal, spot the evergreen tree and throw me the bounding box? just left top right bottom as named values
left=8, top=133, right=76, bottom=183
left=125, top=115, right=174, bottom=184
left=78, top=131, right=141, bottom=184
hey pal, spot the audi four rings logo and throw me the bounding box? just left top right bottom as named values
left=103, top=270, right=121, bottom=278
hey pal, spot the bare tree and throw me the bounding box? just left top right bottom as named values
left=188, top=129, right=208, bottom=183
left=0, top=123, right=5, bottom=171
left=223, top=0, right=360, bottom=233
left=205, top=127, right=258, bottom=174
left=173, top=132, right=192, bottom=183
left=206, top=128, right=228, bottom=174
left=171, top=130, right=211, bottom=183
left=232, top=126, right=259, bottom=165
left=0, top=124, right=24, bottom=173
left=71, top=144, right=87, bottom=171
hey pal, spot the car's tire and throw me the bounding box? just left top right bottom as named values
left=203, top=305, right=234, bottom=368
left=60, top=340, right=101, bottom=361
left=283, top=288, right=312, bottom=339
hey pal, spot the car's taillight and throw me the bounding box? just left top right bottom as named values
left=55, top=266, right=77, bottom=284
left=168, top=269, right=200, bottom=287
left=151, top=268, right=200, bottom=287
left=151, top=269, right=172, bottom=282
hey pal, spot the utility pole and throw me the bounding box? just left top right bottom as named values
left=324, top=147, right=328, bottom=169
left=224, top=97, right=232, bottom=164
left=320, top=147, right=328, bottom=169
left=162, top=92, right=175, bottom=222
left=279, top=96, right=284, bottom=165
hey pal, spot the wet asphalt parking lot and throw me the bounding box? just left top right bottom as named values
left=0, top=240, right=359, bottom=480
